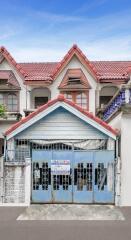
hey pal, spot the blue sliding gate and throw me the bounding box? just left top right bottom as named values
left=32, top=149, right=115, bottom=203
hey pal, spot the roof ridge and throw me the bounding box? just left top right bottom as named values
left=19, top=62, right=59, bottom=64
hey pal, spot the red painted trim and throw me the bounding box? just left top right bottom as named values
left=5, top=94, right=118, bottom=137
left=0, top=46, right=28, bottom=79
left=58, top=68, right=91, bottom=89
left=51, top=45, right=98, bottom=81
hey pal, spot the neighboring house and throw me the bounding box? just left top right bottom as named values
left=0, top=44, right=131, bottom=206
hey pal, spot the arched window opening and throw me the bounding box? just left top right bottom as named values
left=100, top=86, right=119, bottom=109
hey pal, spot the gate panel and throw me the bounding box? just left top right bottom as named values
left=52, top=150, right=73, bottom=203
left=32, top=150, right=52, bottom=203
left=94, top=151, right=114, bottom=203
left=31, top=149, right=115, bottom=204
left=73, top=151, right=94, bottom=203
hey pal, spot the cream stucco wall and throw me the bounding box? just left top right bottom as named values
left=0, top=59, right=27, bottom=115
left=49, top=56, right=98, bottom=114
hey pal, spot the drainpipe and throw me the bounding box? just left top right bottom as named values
left=0, top=136, right=6, bottom=203
left=115, top=136, right=121, bottom=206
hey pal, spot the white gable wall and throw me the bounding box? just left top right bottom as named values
left=109, top=112, right=122, bottom=131
left=0, top=59, right=27, bottom=115
left=49, top=56, right=97, bottom=114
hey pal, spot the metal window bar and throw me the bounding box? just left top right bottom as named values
left=5, top=139, right=108, bottom=162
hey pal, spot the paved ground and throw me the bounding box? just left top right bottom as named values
left=0, top=206, right=131, bottom=240
left=17, top=204, right=124, bottom=220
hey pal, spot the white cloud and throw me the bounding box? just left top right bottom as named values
left=8, top=35, right=131, bottom=62
left=2, top=8, right=131, bottom=61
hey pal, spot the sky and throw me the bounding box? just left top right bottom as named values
left=1, top=0, right=131, bottom=62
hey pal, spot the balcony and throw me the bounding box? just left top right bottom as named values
left=0, top=112, right=22, bottom=121
left=102, top=85, right=131, bottom=121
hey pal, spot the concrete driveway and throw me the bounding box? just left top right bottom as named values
left=0, top=207, right=131, bottom=240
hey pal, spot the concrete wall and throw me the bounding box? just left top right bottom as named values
left=120, top=114, right=131, bottom=206
left=4, top=165, right=25, bottom=203
left=30, top=87, right=51, bottom=109
left=100, top=86, right=118, bottom=96
left=109, top=112, right=122, bottom=130
left=0, top=157, right=2, bottom=203
left=110, top=111, right=131, bottom=206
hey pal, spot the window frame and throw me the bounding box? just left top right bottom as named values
left=64, top=91, right=89, bottom=110
left=0, top=92, right=19, bottom=112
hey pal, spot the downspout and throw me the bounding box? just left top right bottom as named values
left=115, top=135, right=121, bottom=206
left=1, top=135, right=6, bottom=203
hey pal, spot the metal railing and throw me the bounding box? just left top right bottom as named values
left=103, top=86, right=131, bottom=121
left=5, top=139, right=109, bottom=162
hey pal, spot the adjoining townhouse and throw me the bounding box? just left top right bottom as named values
left=0, top=44, right=131, bottom=206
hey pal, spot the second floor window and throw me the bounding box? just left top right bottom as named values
left=0, top=94, right=4, bottom=105
left=64, top=92, right=88, bottom=110
left=76, top=93, right=87, bottom=109
left=0, top=93, right=18, bottom=112
left=7, top=94, right=18, bottom=112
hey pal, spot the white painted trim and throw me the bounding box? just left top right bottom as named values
left=7, top=101, right=116, bottom=140
left=62, top=103, right=116, bottom=140
left=6, top=102, right=60, bottom=140
left=0, top=203, right=29, bottom=207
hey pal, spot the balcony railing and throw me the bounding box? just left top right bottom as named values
left=102, top=85, right=131, bottom=121
left=0, top=112, right=22, bottom=121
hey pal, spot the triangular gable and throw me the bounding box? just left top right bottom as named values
left=58, top=68, right=91, bottom=90
left=5, top=94, right=118, bottom=140
left=0, top=46, right=28, bottom=79
left=16, top=107, right=108, bottom=140
left=0, top=70, right=21, bottom=89
left=51, top=44, right=98, bottom=81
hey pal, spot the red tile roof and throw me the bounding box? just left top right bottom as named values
left=20, top=62, right=58, bottom=82
left=20, top=61, right=131, bottom=84
left=0, top=46, right=28, bottom=78
left=5, top=94, right=118, bottom=137
left=93, top=61, right=131, bottom=83
left=1, top=45, right=131, bottom=84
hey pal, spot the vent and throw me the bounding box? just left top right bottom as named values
left=68, top=77, right=81, bottom=84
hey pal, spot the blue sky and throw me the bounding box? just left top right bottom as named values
left=1, top=0, right=131, bottom=61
